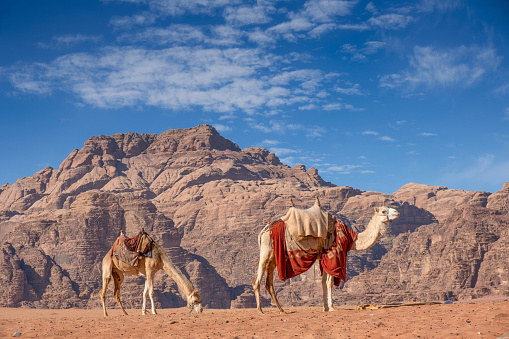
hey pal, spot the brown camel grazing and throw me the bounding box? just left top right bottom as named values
left=100, top=231, right=203, bottom=316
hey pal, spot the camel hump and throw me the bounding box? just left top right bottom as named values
left=281, top=203, right=329, bottom=239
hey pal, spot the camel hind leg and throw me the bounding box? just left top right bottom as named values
left=253, top=228, right=284, bottom=314
left=265, top=259, right=285, bottom=314
left=112, top=269, right=128, bottom=316
left=101, top=256, right=113, bottom=317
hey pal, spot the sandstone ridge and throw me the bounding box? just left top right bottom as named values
left=0, top=124, right=507, bottom=309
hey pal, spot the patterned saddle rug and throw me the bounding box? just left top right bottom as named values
left=112, top=230, right=154, bottom=267
left=270, top=217, right=358, bottom=286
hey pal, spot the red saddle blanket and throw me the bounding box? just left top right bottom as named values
left=270, top=218, right=357, bottom=286
left=110, top=231, right=154, bottom=267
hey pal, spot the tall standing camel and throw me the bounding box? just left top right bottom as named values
left=101, top=232, right=203, bottom=316
left=252, top=197, right=400, bottom=314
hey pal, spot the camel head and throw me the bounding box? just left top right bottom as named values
left=374, top=206, right=400, bottom=236
left=187, top=290, right=203, bottom=313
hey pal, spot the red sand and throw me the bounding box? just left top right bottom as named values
left=1, top=299, right=508, bottom=338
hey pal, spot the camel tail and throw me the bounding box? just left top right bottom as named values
left=153, top=242, right=196, bottom=300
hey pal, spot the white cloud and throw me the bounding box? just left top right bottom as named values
left=365, top=2, right=378, bottom=15
left=419, top=132, right=437, bottom=136
left=6, top=46, right=337, bottom=113
left=302, top=0, right=358, bottom=23
left=368, top=14, right=413, bottom=30
left=270, top=147, right=299, bottom=156
left=380, top=45, right=502, bottom=89
left=118, top=25, right=205, bottom=45
left=261, top=139, right=280, bottom=146
left=340, top=41, right=385, bottom=62
left=362, top=130, right=379, bottom=136
left=223, top=4, right=274, bottom=26
left=379, top=136, right=396, bottom=142
left=110, top=12, right=158, bottom=30
left=147, top=0, right=234, bottom=17
left=213, top=123, right=232, bottom=132
left=417, top=0, right=462, bottom=13
left=442, top=154, right=509, bottom=192
left=326, top=164, right=362, bottom=174
left=37, top=34, right=102, bottom=49
left=335, top=83, right=367, bottom=95
left=504, top=108, right=509, bottom=121
left=322, top=103, right=343, bottom=111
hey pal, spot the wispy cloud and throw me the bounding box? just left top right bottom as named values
left=340, top=41, right=385, bottom=61
left=325, top=164, right=362, bottom=174
left=6, top=46, right=337, bottom=113
left=442, top=154, right=509, bottom=192
left=37, top=34, right=102, bottom=49
left=261, top=139, right=280, bottom=146
left=417, top=0, right=463, bottom=13
left=362, top=130, right=379, bottom=136
left=335, top=83, right=368, bottom=95
left=213, top=123, right=232, bottom=132
left=271, top=147, right=299, bottom=156
left=224, top=4, right=275, bottom=26
left=504, top=108, right=509, bottom=121
left=380, top=45, right=502, bottom=90
left=379, top=136, right=396, bottom=142
left=367, top=14, right=413, bottom=30
left=419, top=132, right=437, bottom=136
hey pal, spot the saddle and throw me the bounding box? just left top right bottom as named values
left=112, top=229, right=154, bottom=266
left=281, top=198, right=333, bottom=240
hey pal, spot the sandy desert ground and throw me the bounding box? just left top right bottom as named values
left=0, top=298, right=508, bottom=339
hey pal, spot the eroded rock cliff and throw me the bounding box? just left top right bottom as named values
left=0, top=124, right=507, bottom=310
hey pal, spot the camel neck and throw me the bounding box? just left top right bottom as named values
left=351, top=213, right=384, bottom=251
left=157, top=244, right=195, bottom=298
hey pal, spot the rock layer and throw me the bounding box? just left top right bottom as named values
left=0, top=124, right=507, bottom=309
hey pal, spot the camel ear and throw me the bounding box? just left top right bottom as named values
left=374, top=207, right=380, bottom=213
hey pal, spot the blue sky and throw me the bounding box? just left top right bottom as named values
left=1, top=0, right=509, bottom=194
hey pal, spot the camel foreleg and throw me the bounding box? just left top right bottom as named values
left=142, top=271, right=157, bottom=315
left=321, top=273, right=335, bottom=312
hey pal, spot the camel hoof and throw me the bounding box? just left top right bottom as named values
left=278, top=310, right=286, bottom=314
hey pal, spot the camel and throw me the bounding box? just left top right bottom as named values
left=252, top=197, right=400, bottom=314
left=100, top=231, right=203, bottom=317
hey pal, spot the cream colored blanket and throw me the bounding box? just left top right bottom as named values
left=281, top=202, right=330, bottom=240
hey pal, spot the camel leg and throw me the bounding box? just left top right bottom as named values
left=145, top=270, right=157, bottom=315
left=253, top=259, right=267, bottom=314
left=253, top=231, right=272, bottom=315
left=100, top=265, right=111, bottom=317
left=113, top=270, right=128, bottom=316
left=326, top=274, right=335, bottom=311
left=142, top=279, right=148, bottom=315
left=266, top=260, right=285, bottom=314
left=321, top=273, right=335, bottom=312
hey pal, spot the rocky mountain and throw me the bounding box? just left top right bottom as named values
left=0, top=125, right=507, bottom=310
